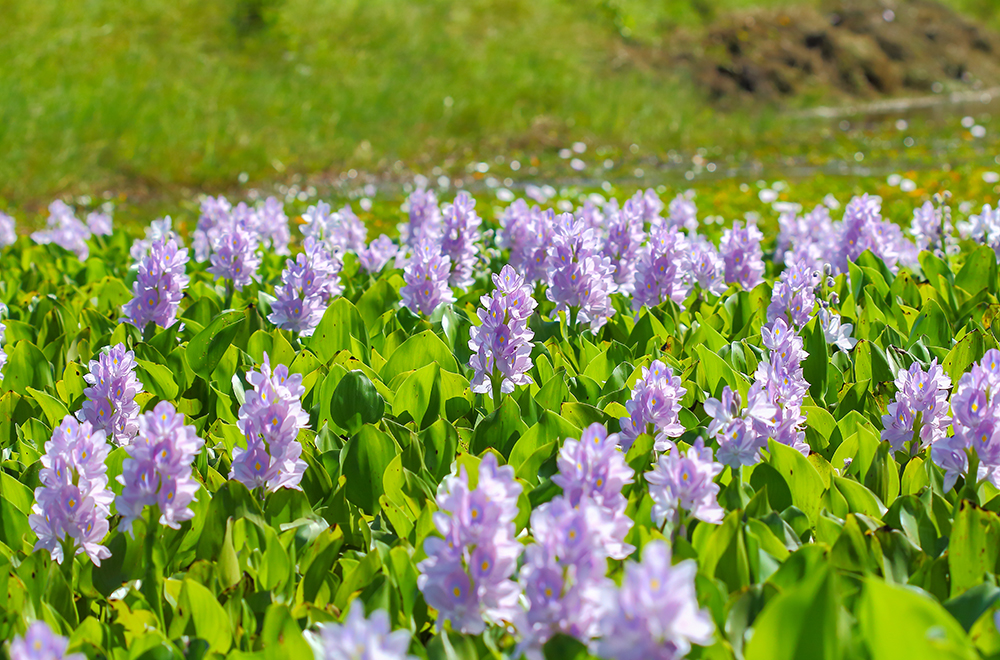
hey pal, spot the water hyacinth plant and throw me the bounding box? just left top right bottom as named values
left=3, top=181, right=1000, bottom=659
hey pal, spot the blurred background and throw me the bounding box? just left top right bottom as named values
left=3, top=0, right=1000, bottom=228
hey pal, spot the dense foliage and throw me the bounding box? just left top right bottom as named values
left=4, top=188, right=1000, bottom=660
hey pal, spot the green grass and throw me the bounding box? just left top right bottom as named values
left=2, top=0, right=1000, bottom=218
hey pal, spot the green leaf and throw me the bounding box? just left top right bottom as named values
left=331, top=370, right=385, bottom=433
left=948, top=501, right=1000, bottom=598
left=186, top=311, right=245, bottom=382
left=745, top=566, right=839, bottom=660
left=172, top=579, right=233, bottom=653
left=955, top=244, right=997, bottom=295
left=470, top=397, right=527, bottom=458
left=307, top=298, right=369, bottom=363
left=801, top=317, right=828, bottom=399
left=1, top=341, right=54, bottom=395
left=342, top=425, right=396, bottom=515
left=134, top=359, right=179, bottom=401
left=380, top=330, right=460, bottom=382
left=25, top=386, right=69, bottom=427
left=943, top=582, right=1000, bottom=632
left=768, top=440, right=825, bottom=525
left=356, top=279, right=401, bottom=329
left=858, top=578, right=978, bottom=660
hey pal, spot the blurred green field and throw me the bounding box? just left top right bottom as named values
left=3, top=0, right=1000, bottom=218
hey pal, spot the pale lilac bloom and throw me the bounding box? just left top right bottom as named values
left=85, top=211, right=113, bottom=237
left=593, top=541, right=714, bottom=660
left=767, top=257, right=817, bottom=328
left=116, top=402, right=204, bottom=534
left=719, top=220, right=765, bottom=289
left=29, top=417, right=113, bottom=566
left=357, top=235, right=399, bottom=274
left=308, top=604, right=415, bottom=660
left=646, top=438, right=724, bottom=527
left=31, top=201, right=91, bottom=260
left=440, top=192, right=482, bottom=290
left=524, top=208, right=557, bottom=283
left=910, top=200, right=955, bottom=257
left=9, top=621, right=83, bottom=660
left=418, top=453, right=522, bottom=634
left=961, top=204, right=1000, bottom=260
left=257, top=196, right=292, bottom=255
left=705, top=384, right=778, bottom=468
left=881, top=359, right=951, bottom=453
left=122, top=239, right=190, bottom=330
left=775, top=204, right=835, bottom=268
left=751, top=319, right=811, bottom=457
left=633, top=225, right=690, bottom=311
left=666, top=193, right=698, bottom=232
left=687, top=236, right=726, bottom=296
left=193, top=195, right=232, bottom=262
left=619, top=360, right=687, bottom=452
left=207, top=223, right=261, bottom=291
left=0, top=211, right=15, bottom=247
left=546, top=213, right=616, bottom=332
left=77, top=343, right=144, bottom=446
left=498, top=199, right=535, bottom=262
left=631, top=188, right=664, bottom=224
left=602, top=199, right=646, bottom=295
left=832, top=194, right=915, bottom=274
left=130, top=216, right=182, bottom=262
left=269, top=237, right=342, bottom=335
left=818, top=308, right=857, bottom=352
left=399, top=188, right=442, bottom=247
left=400, top=239, right=455, bottom=316
left=468, top=265, right=536, bottom=397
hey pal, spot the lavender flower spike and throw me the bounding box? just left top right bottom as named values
left=720, top=219, right=765, bottom=290
left=440, top=192, right=483, bottom=290
left=646, top=438, right=724, bottom=528
left=29, top=416, right=113, bottom=566
left=77, top=343, right=144, bottom=446
left=469, top=265, right=537, bottom=398
left=619, top=360, right=687, bottom=452
left=269, top=237, right=343, bottom=336
left=122, top=239, right=190, bottom=331
left=400, top=239, right=455, bottom=316
left=308, top=604, right=416, bottom=660
left=116, top=401, right=204, bottom=534
left=358, top=234, right=399, bottom=274
left=10, top=621, right=84, bottom=660
left=207, top=223, right=261, bottom=291
left=0, top=211, right=17, bottom=247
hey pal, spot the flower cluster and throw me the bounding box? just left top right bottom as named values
left=122, top=239, right=190, bottom=330
left=116, top=402, right=204, bottom=533
left=594, top=541, right=714, bottom=660
left=30, top=201, right=93, bottom=261
left=619, top=360, right=687, bottom=452
left=705, top=385, right=777, bottom=468
left=633, top=225, right=690, bottom=311
left=775, top=204, right=834, bottom=268
left=832, top=194, right=913, bottom=274
left=517, top=424, right=635, bottom=654
left=753, top=319, right=811, bottom=455
left=192, top=196, right=232, bottom=262
left=400, top=239, right=455, bottom=316
left=881, top=359, right=951, bottom=454
left=301, top=201, right=368, bottom=255
left=230, top=354, right=309, bottom=492
left=910, top=199, right=955, bottom=257
left=29, top=417, right=113, bottom=565
left=546, top=214, right=616, bottom=331
left=357, top=234, right=399, bottom=274
left=646, top=439, right=724, bottom=529
left=818, top=308, right=857, bottom=352
left=400, top=188, right=442, bottom=246
left=767, top=257, right=817, bottom=328
left=10, top=621, right=83, bottom=660
left=469, top=265, right=536, bottom=398
left=666, top=193, right=699, bottom=232
left=932, top=350, right=1000, bottom=490
left=719, top=220, right=765, bottom=290
left=602, top=200, right=646, bottom=295
left=77, top=344, right=144, bottom=446
left=269, top=237, right=343, bottom=336
left=207, top=222, right=261, bottom=292
left=440, top=192, right=483, bottom=290
left=688, top=236, right=726, bottom=297
left=308, top=605, right=415, bottom=660
left=0, top=211, right=15, bottom=247
left=86, top=211, right=113, bottom=237
left=962, top=204, right=1000, bottom=259
left=256, top=196, right=292, bottom=255
left=418, top=453, right=522, bottom=634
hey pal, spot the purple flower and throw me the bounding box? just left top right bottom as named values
left=308, top=604, right=415, bottom=660
left=122, top=239, right=190, bottom=330
left=0, top=211, right=15, bottom=247
left=130, top=216, right=182, bottom=262
left=230, top=354, right=309, bottom=492
left=269, top=237, right=343, bottom=336
left=633, top=226, right=691, bottom=312
left=818, top=308, right=856, bottom=352
left=546, top=213, right=616, bottom=332
left=646, top=438, right=724, bottom=527
left=720, top=220, right=765, bottom=290
left=630, top=188, right=664, bottom=224
left=9, top=621, right=83, bottom=660
left=418, top=453, right=522, bottom=634
left=705, top=385, right=776, bottom=468
left=593, top=541, right=714, bottom=660
left=207, top=223, right=261, bottom=291
left=775, top=204, right=835, bottom=268
left=193, top=196, right=232, bottom=262
left=31, top=201, right=91, bottom=261
left=29, top=417, right=113, bottom=566
left=688, top=236, right=726, bottom=296
left=400, top=239, right=455, bottom=316
left=619, top=360, right=687, bottom=452
left=767, top=257, right=817, bottom=328
left=524, top=208, right=556, bottom=283
left=440, top=192, right=483, bottom=290
left=751, top=319, right=811, bottom=457
left=257, top=196, right=292, bottom=255
left=910, top=200, right=955, bottom=257
left=400, top=188, right=442, bottom=246
left=602, top=200, right=646, bottom=295
left=77, top=343, right=144, bottom=446
left=116, top=402, right=204, bottom=534
left=85, top=211, right=113, bottom=237
left=357, top=235, right=399, bottom=274
left=498, top=198, right=535, bottom=263
left=833, top=194, right=915, bottom=274
left=469, top=265, right=536, bottom=397
left=881, top=359, right=951, bottom=453
left=552, top=423, right=634, bottom=515
left=961, top=204, right=1000, bottom=260
left=666, top=193, right=698, bottom=232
